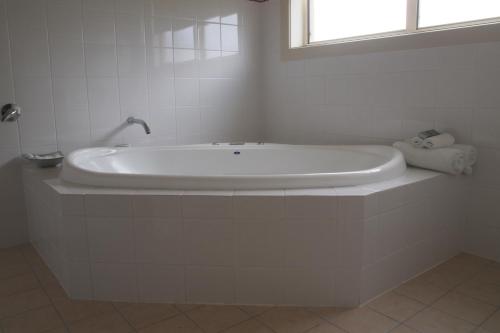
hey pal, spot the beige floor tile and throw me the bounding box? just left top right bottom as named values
left=43, top=282, right=69, bottom=302
left=418, top=265, right=475, bottom=291
left=20, top=247, right=48, bottom=271
left=433, top=291, right=497, bottom=325
left=405, top=308, right=476, bottom=333
left=138, top=314, right=203, bottom=333
left=257, top=307, right=322, bottom=333
left=0, top=273, right=40, bottom=297
left=445, top=254, right=492, bottom=272
left=223, top=318, right=274, bottom=333
left=306, top=322, right=346, bottom=333
left=0, top=262, right=31, bottom=281
left=0, top=288, right=51, bottom=318
left=481, top=310, right=500, bottom=333
left=368, top=291, right=425, bottom=322
left=238, top=306, right=273, bottom=317
left=328, top=307, right=398, bottom=333
left=395, top=279, right=448, bottom=304
left=115, top=303, right=179, bottom=329
left=0, top=306, right=65, bottom=333
left=186, top=305, right=249, bottom=333
left=306, top=307, right=346, bottom=323
left=390, top=325, right=419, bottom=333
left=68, top=310, right=134, bottom=333
left=53, top=298, right=115, bottom=324
left=33, top=267, right=59, bottom=287
left=174, top=304, right=203, bottom=313
left=474, top=266, right=500, bottom=285
left=457, top=278, right=500, bottom=306
left=0, top=248, right=25, bottom=267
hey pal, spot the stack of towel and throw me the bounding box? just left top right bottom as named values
left=393, top=131, right=477, bottom=175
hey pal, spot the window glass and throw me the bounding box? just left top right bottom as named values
left=419, top=0, right=500, bottom=28
left=309, top=0, right=407, bottom=43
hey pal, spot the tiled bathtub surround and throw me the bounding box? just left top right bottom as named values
left=23, top=166, right=465, bottom=306
left=0, top=0, right=262, bottom=247
left=260, top=0, right=500, bottom=262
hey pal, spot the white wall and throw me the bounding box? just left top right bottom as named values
left=261, top=0, right=500, bottom=261
left=0, top=0, right=263, bottom=248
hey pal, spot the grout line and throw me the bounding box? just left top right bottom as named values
left=80, top=0, right=93, bottom=148
left=111, top=302, right=139, bottom=333
left=1, top=0, right=22, bottom=154
left=18, top=245, right=71, bottom=333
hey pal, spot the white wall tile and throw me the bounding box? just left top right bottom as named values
left=116, top=14, right=146, bottom=46
left=236, top=268, right=284, bottom=304
left=186, top=266, right=234, bottom=303
left=84, top=44, right=117, bottom=77
left=49, top=38, right=85, bottom=76
left=138, top=264, right=185, bottom=303
left=134, top=218, right=183, bottom=264
left=221, top=24, right=239, bottom=52
left=236, top=219, right=284, bottom=266
left=185, top=219, right=233, bottom=266
left=173, top=19, right=197, bottom=49
left=87, top=217, right=135, bottom=263
left=198, top=23, right=221, bottom=51
left=83, top=11, right=116, bottom=45
left=182, top=195, right=232, bottom=219
left=147, top=17, right=173, bottom=48
left=92, top=262, right=138, bottom=302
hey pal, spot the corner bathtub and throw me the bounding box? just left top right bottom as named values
left=62, top=144, right=406, bottom=190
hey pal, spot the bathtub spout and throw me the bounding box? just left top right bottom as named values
left=126, top=117, right=151, bottom=135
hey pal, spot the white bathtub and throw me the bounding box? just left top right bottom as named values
left=61, top=143, right=406, bottom=190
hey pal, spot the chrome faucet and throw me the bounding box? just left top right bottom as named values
left=126, top=117, right=151, bottom=135
left=1, top=104, right=21, bottom=122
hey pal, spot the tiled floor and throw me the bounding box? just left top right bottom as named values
left=1, top=245, right=500, bottom=333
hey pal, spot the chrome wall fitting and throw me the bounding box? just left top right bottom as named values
left=1, top=104, right=21, bottom=122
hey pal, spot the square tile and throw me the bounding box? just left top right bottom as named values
left=481, top=310, right=500, bottom=333
left=1, top=306, right=65, bottom=333
left=0, top=289, right=51, bottom=319
left=457, top=278, right=500, bottom=306
left=257, top=308, right=322, bottom=333
left=329, top=307, right=398, bottom=333
left=0, top=273, right=40, bottom=297
left=307, top=322, right=347, bottom=333
left=138, top=314, right=202, bottom=333
left=433, top=291, right=496, bottom=325
left=186, top=266, right=234, bottom=304
left=224, top=319, right=274, bottom=333
left=137, top=264, right=185, bottom=303
left=115, top=303, right=179, bottom=329
left=395, top=279, right=448, bottom=305
left=405, top=308, right=476, bottom=333
left=368, top=292, right=425, bottom=322
left=68, top=310, right=134, bottom=333
left=53, top=298, right=114, bottom=324
left=186, top=306, right=249, bottom=333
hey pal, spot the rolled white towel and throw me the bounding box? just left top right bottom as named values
left=451, top=144, right=477, bottom=167
left=393, top=141, right=466, bottom=175
left=409, top=136, right=424, bottom=148
left=422, top=133, right=455, bottom=149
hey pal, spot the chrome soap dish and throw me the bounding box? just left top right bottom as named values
left=23, top=151, right=64, bottom=168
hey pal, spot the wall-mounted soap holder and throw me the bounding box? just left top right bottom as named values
left=23, top=151, right=64, bottom=168
left=1, top=103, right=21, bottom=122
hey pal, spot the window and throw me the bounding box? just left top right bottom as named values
left=286, top=0, right=500, bottom=54
left=309, top=0, right=407, bottom=43
left=418, top=0, right=500, bottom=28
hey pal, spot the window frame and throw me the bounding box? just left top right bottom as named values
left=282, top=0, right=500, bottom=60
